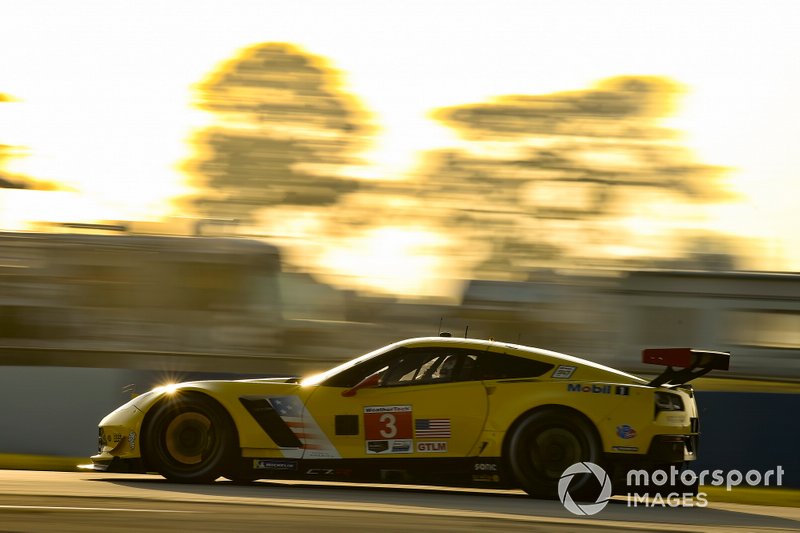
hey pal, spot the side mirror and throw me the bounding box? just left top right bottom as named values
left=342, top=372, right=381, bottom=397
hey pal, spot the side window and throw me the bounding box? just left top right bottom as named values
left=382, top=351, right=444, bottom=386
left=476, top=353, right=554, bottom=380
left=458, top=353, right=478, bottom=381
left=380, top=350, right=483, bottom=386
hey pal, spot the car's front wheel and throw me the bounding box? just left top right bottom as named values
left=143, top=393, right=236, bottom=483
left=507, top=408, right=603, bottom=499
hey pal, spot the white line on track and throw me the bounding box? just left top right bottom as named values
left=0, top=505, right=196, bottom=513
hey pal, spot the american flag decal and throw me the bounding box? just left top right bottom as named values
left=268, top=396, right=303, bottom=418
left=267, top=396, right=341, bottom=459
left=415, top=418, right=451, bottom=438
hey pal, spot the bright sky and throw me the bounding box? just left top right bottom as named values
left=1, top=0, right=799, bottom=288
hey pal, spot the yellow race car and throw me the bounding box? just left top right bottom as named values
left=82, top=336, right=729, bottom=498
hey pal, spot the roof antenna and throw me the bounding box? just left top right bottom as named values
left=464, top=325, right=469, bottom=338
left=438, top=317, right=443, bottom=335
left=517, top=332, right=521, bottom=344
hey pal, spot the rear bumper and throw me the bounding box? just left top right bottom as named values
left=647, top=434, right=698, bottom=463
left=606, top=433, right=698, bottom=473
left=606, top=434, right=699, bottom=495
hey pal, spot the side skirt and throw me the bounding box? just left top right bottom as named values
left=238, top=456, right=514, bottom=489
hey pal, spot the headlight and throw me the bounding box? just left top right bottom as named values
left=655, top=391, right=684, bottom=417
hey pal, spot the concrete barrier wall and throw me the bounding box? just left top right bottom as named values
left=0, top=367, right=797, bottom=488
left=693, top=391, right=800, bottom=488
left=0, top=367, right=138, bottom=456
left=0, top=367, right=260, bottom=457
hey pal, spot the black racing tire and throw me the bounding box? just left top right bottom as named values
left=507, top=408, right=603, bottom=499
left=143, top=393, right=237, bottom=483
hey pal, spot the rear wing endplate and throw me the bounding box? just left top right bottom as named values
left=643, top=348, right=730, bottom=387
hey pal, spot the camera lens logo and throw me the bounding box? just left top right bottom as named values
left=558, top=462, right=613, bottom=516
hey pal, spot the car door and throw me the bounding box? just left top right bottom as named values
left=302, top=347, right=488, bottom=459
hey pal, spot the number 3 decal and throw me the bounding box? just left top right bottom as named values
left=364, top=406, right=412, bottom=440
left=379, top=413, right=397, bottom=438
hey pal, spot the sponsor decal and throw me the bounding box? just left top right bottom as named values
left=113, top=433, right=123, bottom=443
left=267, top=396, right=341, bottom=459
left=254, top=459, right=298, bottom=471
left=567, top=383, right=613, bottom=394
left=128, top=431, right=136, bottom=451
left=415, top=418, right=451, bottom=438
left=367, top=440, right=389, bottom=453
left=364, top=405, right=413, bottom=442
left=391, top=440, right=413, bottom=453
left=366, top=439, right=413, bottom=454
left=616, top=424, right=637, bottom=439
left=474, top=463, right=499, bottom=471
left=364, top=405, right=412, bottom=413
left=416, top=441, right=447, bottom=453
left=612, top=446, right=639, bottom=452
left=552, top=365, right=576, bottom=379
left=615, top=386, right=631, bottom=396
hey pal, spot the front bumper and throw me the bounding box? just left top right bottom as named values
left=78, top=452, right=146, bottom=473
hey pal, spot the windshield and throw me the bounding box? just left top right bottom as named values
left=300, top=340, right=404, bottom=387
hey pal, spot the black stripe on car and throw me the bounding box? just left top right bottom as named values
left=239, top=396, right=302, bottom=448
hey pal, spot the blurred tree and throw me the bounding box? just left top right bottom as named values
left=421, top=76, right=734, bottom=276
left=0, top=92, right=52, bottom=190
left=185, top=43, right=374, bottom=221
left=0, top=92, right=21, bottom=188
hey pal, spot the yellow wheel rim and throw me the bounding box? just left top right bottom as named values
left=165, top=412, right=212, bottom=465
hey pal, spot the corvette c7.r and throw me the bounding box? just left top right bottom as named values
left=82, top=336, right=729, bottom=498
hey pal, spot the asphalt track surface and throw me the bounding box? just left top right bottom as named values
left=0, top=470, right=797, bottom=532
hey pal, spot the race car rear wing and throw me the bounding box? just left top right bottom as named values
left=642, top=348, right=730, bottom=387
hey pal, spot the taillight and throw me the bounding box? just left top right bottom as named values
left=655, top=391, right=685, bottom=417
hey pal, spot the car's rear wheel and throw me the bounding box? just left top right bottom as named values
left=143, top=393, right=236, bottom=483
left=507, top=408, right=603, bottom=499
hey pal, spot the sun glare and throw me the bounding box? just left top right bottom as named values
left=153, top=383, right=180, bottom=395
left=1, top=1, right=799, bottom=280
left=321, top=227, right=449, bottom=297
